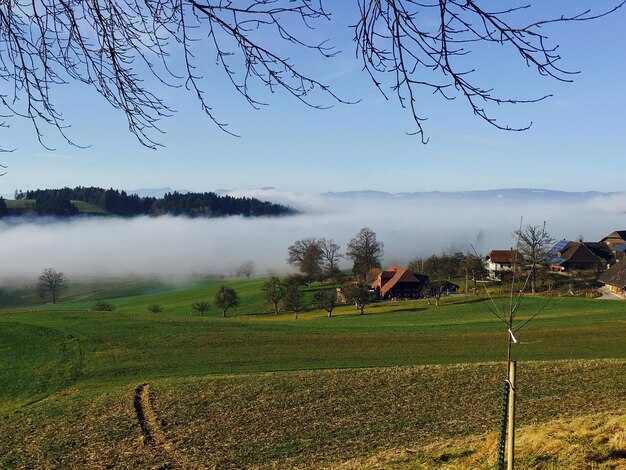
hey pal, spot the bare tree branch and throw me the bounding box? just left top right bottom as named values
left=0, top=0, right=622, bottom=151
left=354, top=0, right=625, bottom=142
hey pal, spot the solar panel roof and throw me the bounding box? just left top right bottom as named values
left=550, top=239, right=569, bottom=255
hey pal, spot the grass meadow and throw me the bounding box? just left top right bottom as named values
left=5, top=199, right=106, bottom=215
left=0, top=277, right=624, bottom=468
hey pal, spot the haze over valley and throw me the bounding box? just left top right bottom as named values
left=1, top=187, right=624, bottom=281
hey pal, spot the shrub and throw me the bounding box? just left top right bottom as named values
left=148, top=304, right=162, bottom=314
left=93, top=300, right=115, bottom=311
left=192, top=301, right=210, bottom=315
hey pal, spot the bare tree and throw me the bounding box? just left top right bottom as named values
left=38, top=267, right=68, bottom=304
left=314, top=288, right=338, bottom=318
left=215, top=285, right=239, bottom=317
left=459, top=253, right=486, bottom=291
left=425, top=281, right=447, bottom=307
left=346, top=227, right=384, bottom=280
left=0, top=1, right=622, bottom=151
left=343, top=282, right=373, bottom=315
left=261, top=276, right=285, bottom=315
left=192, top=301, right=210, bottom=316
left=148, top=304, right=163, bottom=314
left=318, top=238, right=343, bottom=280
left=287, top=238, right=323, bottom=281
left=513, top=223, right=554, bottom=294
left=283, top=278, right=305, bottom=319
left=236, top=261, right=256, bottom=279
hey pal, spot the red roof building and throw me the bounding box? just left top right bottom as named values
left=485, top=250, right=519, bottom=279
left=371, top=265, right=428, bottom=300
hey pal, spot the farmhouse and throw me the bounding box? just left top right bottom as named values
left=598, top=261, right=626, bottom=297
left=582, top=242, right=614, bottom=264
left=548, top=240, right=610, bottom=272
left=371, top=264, right=428, bottom=300
left=599, top=230, right=626, bottom=249
left=613, top=243, right=626, bottom=259
left=485, top=250, right=519, bottom=279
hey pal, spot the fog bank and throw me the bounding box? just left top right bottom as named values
left=1, top=192, right=624, bottom=282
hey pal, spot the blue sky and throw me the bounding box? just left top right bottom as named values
left=2, top=1, right=625, bottom=195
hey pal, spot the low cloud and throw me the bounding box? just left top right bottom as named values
left=1, top=192, right=624, bottom=282
left=585, top=193, right=626, bottom=214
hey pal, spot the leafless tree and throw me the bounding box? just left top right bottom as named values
left=236, top=261, right=256, bottom=279
left=38, top=267, right=68, bottom=304
left=346, top=227, right=384, bottom=280
left=314, top=287, right=338, bottom=317
left=343, top=282, right=373, bottom=315
left=283, top=278, right=305, bottom=319
left=148, top=304, right=163, bottom=314
left=476, top=225, right=555, bottom=467
left=261, top=276, right=285, bottom=315
left=287, top=238, right=323, bottom=280
left=513, top=222, right=554, bottom=294
left=214, top=285, right=239, bottom=317
left=192, top=301, right=210, bottom=315
left=425, top=280, right=447, bottom=307
left=318, top=238, right=343, bottom=279
left=0, top=1, right=623, bottom=151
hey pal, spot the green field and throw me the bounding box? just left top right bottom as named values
left=5, top=199, right=107, bottom=215
left=1, top=277, right=624, bottom=468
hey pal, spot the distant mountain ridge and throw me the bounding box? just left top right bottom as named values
left=125, top=187, right=620, bottom=201
left=322, top=188, right=619, bottom=201
left=127, top=187, right=190, bottom=198
left=127, top=187, right=244, bottom=198
left=122, top=187, right=622, bottom=204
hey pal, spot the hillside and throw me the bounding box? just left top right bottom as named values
left=0, top=360, right=623, bottom=468
left=4, top=186, right=295, bottom=218
left=0, top=278, right=624, bottom=467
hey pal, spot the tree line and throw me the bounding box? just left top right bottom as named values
left=8, top=187, right=294, bottom=218
left=260, top=274, right=374, bottom=319
left=0, top=197, right=7, bottom=217
left=286, top=227, right=490, bottom=284
left=287, top=227, right=384, bottom=281
left=407, top=252, right=485, bottom=283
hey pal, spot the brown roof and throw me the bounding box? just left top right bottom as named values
left=370, top=265, right=400, bottom=289
left=371, top=264, right=425, bottom=296
left=599, top=261, right=626, bottom=289
left=558, top=242, right=602, bottom=266
left=486, top=250, right=519, bottom=264
left=600, top=230, right=626, bottom=243
left=380, top=268, right=421, bottom=296
left=582, top=242, right=614, bottom=262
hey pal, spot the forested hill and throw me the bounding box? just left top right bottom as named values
left=4, top=187, right=295, bottom=218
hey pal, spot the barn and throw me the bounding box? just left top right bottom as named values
left=371, top=264, right=428, bottom=300
left=598, top=261, right=626, bottom=297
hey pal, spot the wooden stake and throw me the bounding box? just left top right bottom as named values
left=506, top=360, right=517, bottom=470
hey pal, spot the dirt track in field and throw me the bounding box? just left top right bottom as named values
left=134, top=383, right=195, bottom=469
